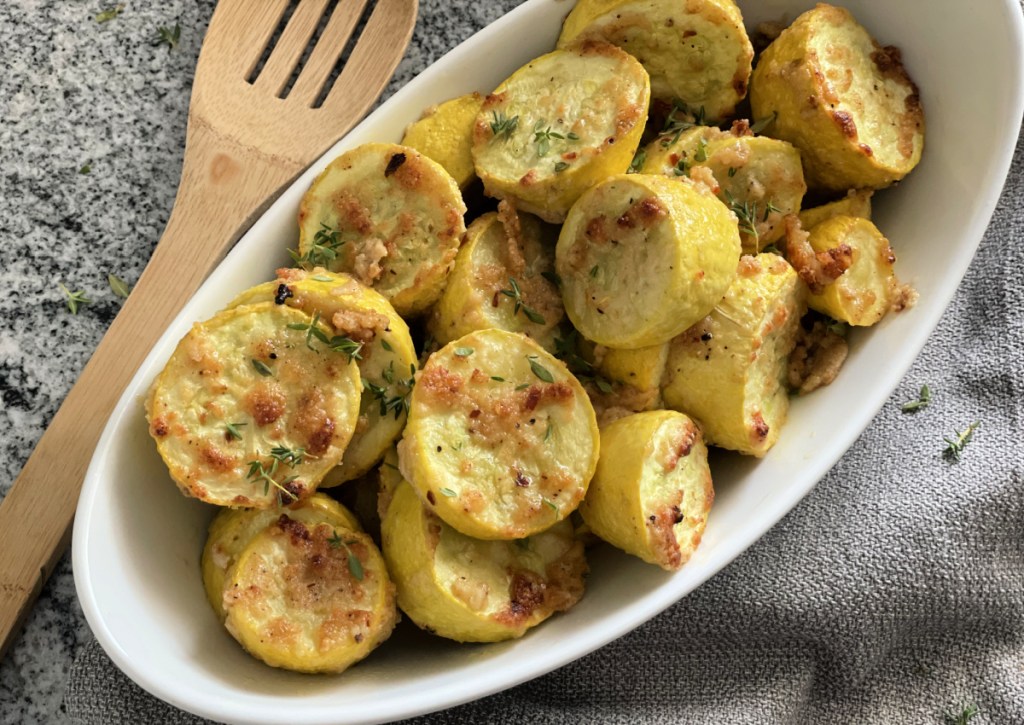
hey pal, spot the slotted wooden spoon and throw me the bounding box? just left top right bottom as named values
left=0, top=0, right=417, bottom=658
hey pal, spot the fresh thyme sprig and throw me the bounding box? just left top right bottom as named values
left=943, top=421, right=980, bottom=462
left=900, top=384, right=932, bottom=413
left=328, top=530, right=365, bottom=581
left=95, top=4, right=124, bottom=23
left=500, top=277, right=546, bottom=325
left=290, top=222, right=345, bottom=267
left=59, top=283, right=91, bottom=314
left=246, top=457, right=299, bottom=502
left=658, top=100, right=705, bottom=148
left=532, top=120, right=565, bottom=158
left=224, top=421, right=246, bottom=441
left=152, top=23, right=181, bottom=50
left=362, top=362, right=415, bottom=420
left=723, top=192, right=780, bottom=249
left=286, top=310, right=363, bottom=361
left=269, top=445, right=307, bottom=466
left=724, top=191, right=759, bottom=240
left=490, top=111, right=519, bottom=140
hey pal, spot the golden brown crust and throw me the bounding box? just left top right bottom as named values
left=787, top=319, right=849, bottom=394
left=784, top=215, right=853, bottom=294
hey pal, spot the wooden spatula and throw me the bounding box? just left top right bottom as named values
left=0, top=0, right=417, bottom=659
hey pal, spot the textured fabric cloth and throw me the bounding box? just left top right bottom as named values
left=63, top=9, right=1024, bottom=725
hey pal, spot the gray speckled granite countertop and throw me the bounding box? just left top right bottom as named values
left=0, top=1, right=521, bottom=721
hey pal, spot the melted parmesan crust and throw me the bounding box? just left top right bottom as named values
left=201, top=494, right=362, bottom=619
left=580, top=410, right=713, bottom=570
left=662, top=253, right=805, bottom=456
left=696, top=135, right=806, bottom=252
left=227, top=270, right=418, bottom=486
left=381, top=479, right=587, bottom=642
left=428, top=207, right=563, bottom=351
left=297, top=143, right=467, bottom=316
left=558, top=0, right=753, bottom=121
left=146, top=302, right=362, bottom=507
left=804, top=215, right=898, bottom=326
left=223, top=517, right=396, bottom=674
left=555, top=173, right=740, bottom=349
left=750, top=4, right=924, bottom=191
left=471, top=42, right=650, bottom=223
left=398, top=329, right=599, bottom=540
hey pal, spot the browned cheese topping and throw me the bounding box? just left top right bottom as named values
left=788, top=319, right=850, bottom=395
left=784, top=216, right=853, bottom=294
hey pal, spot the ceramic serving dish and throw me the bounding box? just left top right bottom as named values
left=73, top=1, right=1024, bottom=722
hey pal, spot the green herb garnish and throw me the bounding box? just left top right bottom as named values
left=901, top=385, right=932, bottom=413
left=658, top=99, right=705, bottom=148
left=694, top=137, right=709, bottom=163
left=439, top=487, right=457, bottom=497
left=95, top=4, right=124, bottom=23
left=490, top=111, right=519, bottom=140
left=527, top=355, right=554, bottom=383
left=152, top=23, right=181, bottom=50
left=945, top=704, right=979, bottom=725
left=290, top=222, right=344, bottom=267
left=628, top=148, right=646, bottom=174
left=362, top=367, right=415, bottom=420
left=943, top=422, right=980, bottom=462
left=59, top=283, right=90, bottom=314
left=251, top=359, right=273, bottom=377
left=224, top=422, right=246, bottom=441
left=270, top=445, right=307, bottom=466
left=286, top=310, right=363, bottom=361
left=245, top=458, right=299, bottom=502
left=554, top=161, right=570, bottom=173
left=541, top=270, right=561, bottom=289
left=79, top=164, right=91, bottom=175
left=107, top=273, right=131, bottom=298
left=328, top=530, right=365, bottom=581
left=532, top=120, right=565, bottom=157
left=499, top=277, right=547, bottom=325
left=454, top=347, right=474, bottom=357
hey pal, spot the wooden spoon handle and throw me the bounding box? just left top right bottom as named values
left=0, top=119, right=299, bottom=658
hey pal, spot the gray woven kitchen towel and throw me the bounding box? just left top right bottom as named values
left=64, top=14, right=1024, bottom=725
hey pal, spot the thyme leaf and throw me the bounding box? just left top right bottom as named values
left=499, top=276, right=546, bottom=325
left=900, top=384, right=932, bottom=413
left=490, top=111, right=519, bottom=140
left=152, top=23, right=181, bottom=50
left=59, top=283, right=90, bottom=314
left=328, top=530, right=364, bottom=581
left=290, top=222, right=344, bottom=267
left=95, top=4, right=124, bottom=23
left=943, top=421, right=980, bottom=462
left=527, top=355, right=554, bottom=383
left=107, top=273, right=131, bottom=299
